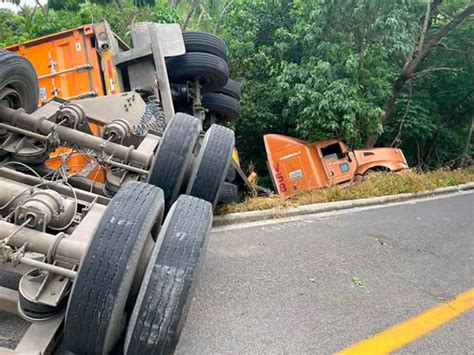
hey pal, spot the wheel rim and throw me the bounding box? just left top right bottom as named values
left=0, top=87, right=23, bottom=109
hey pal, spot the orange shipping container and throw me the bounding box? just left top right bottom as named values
left=6, top=25, right=114, bottom=183
left=6, top=25, right=105, bottom=104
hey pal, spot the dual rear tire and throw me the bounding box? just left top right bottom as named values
left=0, top=50, right=39, bottom=159
left=167, top=32, right=242, bottom=124
left=148, top=113, right=235, bottom=210
left=64, top=182, right=213, bottom=355
left=64, top=182, right=166, bottom=354
left=203, top=92, right=241, bottom=122
left=204, top=78, right=242, bottom=123
left=124, top=194, right=213, bottom=354
left=219, top=182, right=240, bottom=204
left=64, top=115, right=233, bottom=351
left=167, top=32, right=229, bottom=92
left=186, top=124, right=235, bottom=208
left=167, top=52, right=229, bottom=92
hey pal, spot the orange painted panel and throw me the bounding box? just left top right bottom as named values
left=6, top=26, right=108, bottom=183
left=44, top=147, right=105, bottom=184
left=265, top=134, right=409, bottom=198
left=6, top=25, right=104, bottom=104
left=264, top=134, right=330, bottom=198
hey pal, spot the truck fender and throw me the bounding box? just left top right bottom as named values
left=356, top=162, right=405, bottom=176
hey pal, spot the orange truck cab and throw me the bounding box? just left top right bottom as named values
left=264, top=134, right=409, bottom=198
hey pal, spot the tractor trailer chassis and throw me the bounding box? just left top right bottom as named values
left=0, top=21, right=242, bottom=354
left=0, top=167, right=108, bottom=354
left=0, top=163, right=216, bottom=354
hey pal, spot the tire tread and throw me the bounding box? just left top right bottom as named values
left=183, top=31, right=227, bottom=60
left=203, top=93, right=241, bottom=122
left=0, top=49, right=38, bottom=113
left=167, top=52, right=229, bottom=92
left=64, top=182, right=164, bottom=354
left=148, top=113, right=200, bottom=211
left=124, top=195, right=213, bottom=355
left=186, top=125, right=235, bottom=208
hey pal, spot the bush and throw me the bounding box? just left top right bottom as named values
left=217, top=168, right=474, bottom=215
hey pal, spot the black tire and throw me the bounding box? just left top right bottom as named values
left=0, top=49, right=38, bottom=113
left=226, top=164, right=236, bottom=182
left=167, top=52, right=229, bottom=92
left=218, top=182, right=239, bottom=204
left=186, top=124, right=235, bottom=208
left=183, top=31, right=227, bottom=60
left=148, top=113, right=200, bottom=212
left=124, top=195, right=213, bottom=355
left=64, top=182, right=165, bottom=354
left=215, top=79, right=241, bottom=100
left=203, top=93, right=241, bottom=122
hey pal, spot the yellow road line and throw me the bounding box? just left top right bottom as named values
left=337, top=288, right=474, bottom=355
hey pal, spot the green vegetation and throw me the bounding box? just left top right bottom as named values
left=1, top=0, right=473, bottom=186
left=217, top=169, right=474, bottom=214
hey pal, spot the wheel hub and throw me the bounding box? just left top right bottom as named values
left=0, top=87, right=22, bottom=109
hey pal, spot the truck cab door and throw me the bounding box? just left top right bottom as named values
left=319, top=142, right=355, bottom=184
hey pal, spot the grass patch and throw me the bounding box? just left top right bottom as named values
left=217, top=168, right=474, bottom=215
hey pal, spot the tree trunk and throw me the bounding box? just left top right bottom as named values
left=214, top=0, right=235, bottom=35
left=460, top=116, right=473, bottom=166
left=182, top=0, right=200, bottom=30
left=366, top=0, right=474, bottom=147
left=170, top=0, right=181, bottom=8
left=366, top=73, right=412, bottom=147
left=422, top=88, right=474, bottom=166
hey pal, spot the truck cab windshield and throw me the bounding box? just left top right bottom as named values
left=321, top=143, right=344, bottom=160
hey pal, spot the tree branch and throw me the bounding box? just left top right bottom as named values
left=34, top=1, right=43, bottom=10
left=438, top=43, right=469, bottom=55
left=34, top=0, right=48, bottom=17
left=170, top=0, right=181, bottom=8
left=410, top=0, right=442, bottom=67
left=416, top=1, right=432, bottom=54
left=419, top=1, right=474, bottom=60
left=182, top=0, right=199, bottom=30
left=366, top=0, right=474, bottom=147
left=412, top=67, right=463, bottom=77
left=391, top=84, right=412, bottom=147
left=26, top=4, right=38, bottom=29
left=214, top=0, right=234, bottom=35
left=4, top=0, right=21, bottom=5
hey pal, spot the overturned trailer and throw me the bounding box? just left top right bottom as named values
left=6, top=20, right=258, bottom=204
left=0, top=22, right=235, bottom=354
left=0, top=172, right=212, bottom=354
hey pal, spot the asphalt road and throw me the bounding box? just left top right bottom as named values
left=176, top=191, right=474, bottom=354
left=1, top=191, right=473, bottom=354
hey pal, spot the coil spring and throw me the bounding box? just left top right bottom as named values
left=134, top=96, right=167, bottom=136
